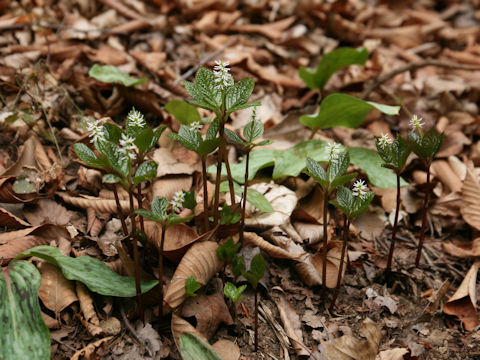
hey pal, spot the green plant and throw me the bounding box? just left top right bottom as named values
left=185, top=275, right=201, bottom=297
left=89, top=64, right=147, bottom=87
left=225, top=106, right=272, bottom=242
left=329, top=182, right=374, bottom=310
left=73, top=108, right=165, bottom=320
left=136, top=193, right=196, bottom=320
left=224, top=281, right=247, bottom=333
left=182, top=60, right=260, bottom=226
left=375, top=134, right=411, bottom=275
left=408, top=115, right=444, bottom=267
left=179, top=332, right=224, bottom=360
left=242, top=253, right=265, bottom=352
left=304, top=145, right=357, bottom=291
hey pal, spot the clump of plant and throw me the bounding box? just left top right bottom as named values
left=73, top=108, right=165, bottom=319
left=136, top=192, right=196, bottom=320
left=225, top=106, right=272, bottom=241
left=304, top=144, right=357, bottom=291
left=329, top=180, right=374, bottom=311
left=375, top=134, right=411, bottom=275
left=185, top=275, right=201, bottom=297
left=408, top=115, right=443, bottom=267
left=182, top=60, right=259, bottom=226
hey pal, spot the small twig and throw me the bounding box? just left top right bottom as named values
left=362, top=59, right=480, bottom=99
left=120, top=306, right=154, bottom=357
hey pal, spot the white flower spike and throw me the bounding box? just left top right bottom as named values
left=213, top=60, right=234, bottom=90
left=326, top=142, right=342, bottom=163
left=190, top=121, right=203, bottom=131
left=409, top=114, right=424, bottom=131
left=170, top=190, right=185, bottom=211
left=86, top=119, right=106, bottom=144
left=119, top=133, right=137, bottom=161
left=352, top=179, right=368, bottom=199
left=377, top=133, right=392, bottom=149
left=127, top=108, right=146, bottom=128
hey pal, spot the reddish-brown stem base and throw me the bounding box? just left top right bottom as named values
left=113, top=186, right=128, bottom=236
left=415, top=166, right=431, bottom=267
left=159, top=225, right=166, bottom=322
left=213, top=120, right=226, bottom=226
left=386, top=173, right=401, bottom=276
left=129, top=192, right=144, bottom=322
left=201, top=157, right=210, bottom=233
left=239, top=151, right=250, bottom=243
left=321, top=190, right=329, bottom=292
left=330, top=216, right=349, bottom=312
left=136, top=184, right=145, bottom=233
left=254, top=286, right=259, bottom=352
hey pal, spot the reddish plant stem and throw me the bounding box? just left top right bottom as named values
left=201, top=156, right=210, bottom=233
left=159, top=224, right=166, bottom=322
left=239, top=151, right=250, bottom=243
left=112, top=186, right=128, bottom=236
left=386, top=173, right=401, bottom=275
left=213, top=119, right=226, bottom=226
left=136, top=184, right=145, bottom=233
left=321, top=189, right=329, bottom=292
left=330, top=215, right=349, bottom=312
left=415, top=166, right=431, bottom=267
left=129, top=191, right=144, bottom=322
left=222, top=134, right=236, bottom=206
left=254, top=286, right=259, bottom=352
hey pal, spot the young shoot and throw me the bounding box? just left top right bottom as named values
left=408, top=115, right=443, bottom=267
left=223, top=281, right=247, bottom=333
left=375, top=134, right=411, bottom=276
left=185, top=276, right=201, bottom=297
left=304, top=144, right=357, bottom=291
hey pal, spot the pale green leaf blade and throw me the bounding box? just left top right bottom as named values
left=133, top=160, right=158, bottom=185
left=180, top=333, right=224, bottom=360
left=226, top=78, right=254, bottom=112
left=165, top=99, right=201, bottom=125
left=88, top=64, right=146, bottom=87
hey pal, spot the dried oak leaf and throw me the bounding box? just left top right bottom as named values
left=38, top=262, right=78, bottom=313
left=171, top=313, right=206, bottom=352
left=58, top=192, right=135, bottom=215
left=0, top=207, right=30, bottom=228
left=243, top=231, right=300, bottom=259
left=23, top=198, right=70, bottom=226
left=460, top=165, right=480, bottom=230
left=443, top=238, right=480, bottom=258
left=212, top=340, right=240, bottom=360
left=77, top=281, right=103, bottom=336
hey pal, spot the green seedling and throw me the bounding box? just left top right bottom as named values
left=375, top=134, right=411, bottom=276
left=225, top=106, right=272, bottom=242
left=183, top=60, right=260, bottom=226
left=408, top=115, right=444, bottom=267
left=224, top=281, right=247, bottom=333
left=304, top=145, right=357, bottom=291
left=73, top=107, right=165, bottom=320
left=210, top=204, right=242, bottom=226
left=185, top=276, right=201, bottom=297
left=217, top=237, right=241, bottom=262
left=135, top=193, right=196, bottom=320
left=242, top=253, right=265, bottom=352
left=329, top=182, right=374, bottom=311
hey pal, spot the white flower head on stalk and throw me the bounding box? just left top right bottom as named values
left=127, top=108, right=146, bottom=128
left=170, top=190, right=185, bottom=211
left=409, top=114, right=424, bottom=131
left=326, top=142, right=342, bottom=163
left=190, top=121, right=203, bottom=131
left=377, top=133, right=392, bottom=150
left=213, top=60, right=234, bottom=90
left=119, top=133, right=137, bottom=161
left=352, top=179, right=368, bottom=199
left=86, top=119, right=106, bottom=144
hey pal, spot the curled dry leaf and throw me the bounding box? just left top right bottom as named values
left=378, top=348, right=410, bottom=360
left=23, top=199, right=70, bottom=226
left=171, top=313, right=206, bottom=352
left=274, top=292, right=309, bottom=357
left=0, top=207, right=30, bottom=228
left=442, top=238, right=480, bottom=258
left=212, top=339, right=240, bottom=360
left=76, top=281, right=103, bottom=336
left=86, top=207, right=103, bottom=237
left=460, top=164, right=480, bottom=231
left=38, top=262, right=78, bottom=314
left=323, top=318, right=381, bottom=360
left=243, top=231, right=300, bottom=259
left=143, top=221, right=199, bottom=262
left=58, top=192, right=136, bottom=215
left=70, top=336, right=113, bottom=360
left=164, top=241, right=223, bottom=308
left=293, top=221, right=323, bottom=245
left=152, top=175, right=193, bottom=201
left=443, top=262, right=479, bottom=331
left=0, top=176, right=37, bottom=203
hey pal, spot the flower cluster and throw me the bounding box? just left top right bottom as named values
left=170, top=190, right=185, bottom=211
left=213, top=60, right=234, bottom=90
left=377, top=133, right=392, bottom=150
left=127, top=108, right=146, bottom=128
left=190, top=121, right=203, bottom=131
left=119, top=133, right=137, bottom=161
left=409, top=114, right=424, bottom=131
left=326, top=142, right=342, bottom=163
left=87, top=119, right=106, bottom=144
left=352, top=179, right=368, bottom=200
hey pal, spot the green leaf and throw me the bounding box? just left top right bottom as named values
left=330, top=172, right=357, bottom=189
left=103, top=173, right=121, bottom=184
left=331, top=186, right=355, bottom=216
left=299, top=47, right=368, bottom=90
left=226, top=78, right=254, bottom=112
left=134, top=128, right=153, bottom=153
left=376, top=136, right=411, bottom=171
left=0, top=261, right=50, bottom=360
left=217, top=237, right=240, bottom=261
left=195, top=68, right=222, bottom=109
left=12, top=178, right=36, bottom=194
left=328, top=151, right=350, bottom=183
left=102, top=123, right=123, bottom=144
left=169, top=125, right=202, bottom=152
left=255, top=139, right=272, bottom=147
left=206, top=118, right=220, bottom=140
left=166, top=214, right=194, bottom=227
left=198, top=138, right=221, bottom=156
left=243, top=253, right=265, bottom=288
left=135, top=209, right=163, bottom=223
left=228, top=101, right=261, bottom=113
left=73, top=143, right=106, bottom=169
left=182, top=190, right=197, bottom=210
left=305, top=157, right=327, bottom=187
left=88, top=64, right=146, bottom=87
left=409, top=129, right=444, bottom=161
left=225, top=128, right=247, bottom=146
left=133, top=160, right=158, bottom=185
left=244, top=119, right=263, bottom=143
left=224, top=282, right=247, bottom=303
left=299, top=94, right=400, bottom=130
left=219, top=181, right=273, bottom=213
left=351, top=191, right=375, bottom=219
left=165, top=99, right=201, bottom=125
left=104, top=142, right=130, bottom=178
left=232, top=255, right=246, bottom=278
left=151, top=196, right=168, bottom=220
left=179, top=333, right=224, bottom=360
left=15, top=246, right=158, bottom=296
left=185, top=276, right=201, bottom=297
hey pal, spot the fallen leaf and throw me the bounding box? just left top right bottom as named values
left=76, top=281, right=103, bottom=336
left=171, top=313, right=206, bottom=352
left=23, top=199, right=70, bottom=226
left=212, top=339, right=240, bottom=360
left=38, top=262, right=78, bottom=314
left=460, top=164, right=480, bottom=230
left=0, top=207, right=30, bottom=228
left=442, top=238, right=480, bottom=258
left=378, top=348, right=411, bottom=360
left=243, top=231, right=300, bottom=259
left=58, top=192, right=135, bottom=215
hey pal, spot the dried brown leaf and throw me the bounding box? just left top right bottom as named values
left=443, top=238, right=480, bottom=258
left=460, top=165, right=480, bottom=230
left=243, top=231, right=300, bottom=259
left=212, top=339, right=240, bottom=360
left=152, top=175, right=193, bottom=201
left=171, top=313, right=206, bottom=352
left=23, top=199, right=70, bottom=226
left=58, top=192, right=135, bottom=215
left=38, top=262, right=78, bottom=313
left=0, top=207, right=30, bottom=228
left=76, top=281, right=103, bottom=336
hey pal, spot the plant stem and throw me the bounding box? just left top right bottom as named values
left=322, top=189, right=329, bottom=291
left=113, top=186, right=128, bottom=236
left=386, top=173, right=401, bottom=275
left=159, top=224, right=166, bottom=322
left=129, top=191, right=143, bottom=322
left=415, top=165, right=431, bottom=267
left=240, top=151, right=250, bottom=243
left=330, top=216, right=349, bottom=312
left=201, top=156, right=210, bottom=233
left=136, top=184, right=145, bottom=233
left=213, top=118, right=226, bottom=226
left=222, top=139, right=236, bottom=206
left=232, top=301, right=241, bottom=334
left=254, top=286, right=259, bottom=352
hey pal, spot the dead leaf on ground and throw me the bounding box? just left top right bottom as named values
left=152, top=175, right=193, bottom=201
left=153, top=147, right=199, bottom=177
left=309, top=241, right=345, bottom=289
left=38, top=262, right=78, bottom=314
left=443, top=238, right=480, bottom=258
left=443, top=261, right=479, bottom=331
left=212, top=339, right=240, bottom=360
left=171, top=313, right=206, bottom=352
left=243, top=231, right=300, bottom=259
left=58, top=192, right=135, bottom=215
left=0, top=206, right=30, bottom=228
left=378, top=348, right=412, bottom=360
left=460, top=164, right=480, bottom=231
left=70, top=336, right=113, bottom=360
left=23, top=198, right=70, bottom=226
left=323, top=318, right=382, bottom=360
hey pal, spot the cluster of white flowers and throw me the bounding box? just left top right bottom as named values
left=127, top=108, right=146, bottom=128
left=87, top=119, right=106, bottom=144
left=352, top=179, right=368, bottom=199
left=190, top=121, right=203, bottom=131
left=170, top=190, right=185, bottom=211
left=119, top=133, right=137, bottom=161
left=213, top=60, right=234, bottom=90
left=409, top=114, right=424, bottom=130
left=326, top=142, right=342, bottom=163
left=377, top=133, right=392, bottom=150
